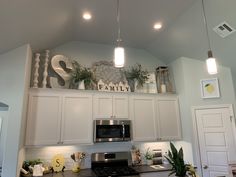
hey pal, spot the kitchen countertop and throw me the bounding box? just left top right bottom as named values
left=132, top=164, right=172, bottom=173
left=42, top=169, right=96, bottom=177
left=42, top=164, right=172, bottom=177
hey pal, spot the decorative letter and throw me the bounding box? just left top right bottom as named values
left=50, top=55, right=73, bottom=88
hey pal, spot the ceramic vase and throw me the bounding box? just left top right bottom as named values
left=78, top=80, right=85, bottom=90
left=146, top=159, right=153, bottom=165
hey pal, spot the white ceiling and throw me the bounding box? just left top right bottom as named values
left=1, top=0, right=236, bottom=73
left=0, top=0, right=195, bottom=55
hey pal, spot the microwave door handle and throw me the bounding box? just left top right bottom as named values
left=122, top=122, right=125, bottom=140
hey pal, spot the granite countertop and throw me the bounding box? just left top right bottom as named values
left=42, top=164, right=172, bottom=177
left=43, top=169, right=96, bottom=177
left=132, top=164, right=172, bottom=173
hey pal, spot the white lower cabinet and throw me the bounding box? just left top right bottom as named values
left=129, top=95, right=157, bottom=141
left=25, top=89, right=93, bottom=146
left=140, top=171, right=173, bottom=177
left=61, top=93, right=93, bottom=144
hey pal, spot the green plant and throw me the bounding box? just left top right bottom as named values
left=144, top=148, right=153, bottom=160
left=70, top=61, right=96, bottom=89
left=125, top=64, right=149, bottom=87
left=165, top=142, right=196, bottom=177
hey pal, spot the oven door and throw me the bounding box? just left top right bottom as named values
left=94, top=120, right=131, bottom=142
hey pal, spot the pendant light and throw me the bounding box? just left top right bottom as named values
left=114, top=0, right=125, bottom=68
left=201, top=0, right=217, bottom=74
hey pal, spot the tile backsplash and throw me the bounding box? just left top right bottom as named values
left=25, top=141, right=193, bottom=170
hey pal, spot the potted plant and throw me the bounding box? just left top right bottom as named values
left=70, top=61, right=96, bottom=90
left=124, top=64, right=149, bottom=92
left=165, top=142, right=196, bottom=177
left=144, top=148, right=153, bottom=165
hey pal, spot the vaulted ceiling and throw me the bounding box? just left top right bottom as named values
left=1, top=0, right=236, bottom=72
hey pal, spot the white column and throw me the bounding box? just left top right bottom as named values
left=32, top=53, right=40, bottom=88
left=42, top=50, right=49, bottom=88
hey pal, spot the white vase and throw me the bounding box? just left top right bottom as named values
left=78, top=80, right=85, bottom=90
left=134, top=79, right=139, bottom=92
left=146, top=159, right=153, bottom=165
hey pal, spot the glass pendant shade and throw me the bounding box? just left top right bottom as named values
left=206, top=50, right=217, bottom=75
left=114, top=47, right=125, bottom=68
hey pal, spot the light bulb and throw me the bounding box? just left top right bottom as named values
left=114, top=47, right=125, bottom=68
left=206, top=57, right=217, bottom=75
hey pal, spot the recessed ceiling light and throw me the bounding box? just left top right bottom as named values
left=153, top=23, right=162, bottom=30
left=83, top=12, right=92, bottom=20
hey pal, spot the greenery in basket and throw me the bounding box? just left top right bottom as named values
left=22, top=159, right=43, bottom=171
left=165, top=142, right=196, bottom=177
left=124, top=64, right=149, bottom=87
left=70, top=61, right=96, bottom=89
left=144, top=148, right=153, bottom=160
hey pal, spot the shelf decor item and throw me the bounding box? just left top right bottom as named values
left=125, top=64, right=149, bottom=92
left=70, top=61, right=96, bottom=90
left=165, top=142, right=196, bottom=177
left=42, top=50, right=50, bottom=88
left=50, top=55, right=73, bottom=89
left=32, top=53, right=40, bottom=88
left=200, top=78, right=220, bottom=98
left=156, top=66, right=173, bottom=93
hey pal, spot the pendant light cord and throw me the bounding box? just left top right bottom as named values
left=201, top=0, right=212, bottom=52
left=116, top=0, right=122, bottom=46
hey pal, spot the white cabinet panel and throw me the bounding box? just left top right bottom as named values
left=93, top=94, right=113, bottom=118
left=130, top=96, right=157, bottom=141
left=93, top=94, right=129, bottom=119
left=25, top=93, right=61, bottom=146
left=113, top=95, right=129, bottom=119
left=62, top=94, right=93, bottom=144
left=156, top=96, right=182, bottom=140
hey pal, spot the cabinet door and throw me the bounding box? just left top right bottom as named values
left=25, top=93, right=61, bottom=146
left=130, top=95, right=157, bottom=141
left=156, top=96, right=182, bottom=140
left=113, top=95, right=129, bottom=119
left=62, top=94, right=93, bottom=144
left=93, top=94, right=113, bottom=119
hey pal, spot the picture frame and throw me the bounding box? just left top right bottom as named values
left=200, top=78, right=220, bottom=98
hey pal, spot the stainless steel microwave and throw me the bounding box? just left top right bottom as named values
left=93, top=119, right=132, bottom=143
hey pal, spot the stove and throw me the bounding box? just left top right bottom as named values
left=91, top=152, right=139, bottom=177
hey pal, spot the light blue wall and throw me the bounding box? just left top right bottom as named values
left=169, top=57, right=236, bottom=166
left=51, top=41, right=165, bottom=72
left=0, top=44, right=31, bottom=177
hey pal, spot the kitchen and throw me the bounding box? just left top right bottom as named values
left=0, top=0, right=236, bottom=177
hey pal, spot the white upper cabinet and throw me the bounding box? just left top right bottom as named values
left=25, top=91, right=62, bottom=146
left=93, top=93, right=129, bottom=119
left=25, top=89, right=182, bottom=146
left=156, top=96, right=182, bottom=140
left=129, top=95, right=157, bottom=141
left=25, top=89, right=93, bottom=146
left=61, top=93, right=93, bottom=144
